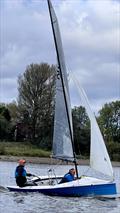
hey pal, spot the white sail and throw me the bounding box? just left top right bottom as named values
left=48, top=0, right=74, bottom=161
left=48, top=0, right=113, bottom=179
left=71, top=73, right=114, bottom=179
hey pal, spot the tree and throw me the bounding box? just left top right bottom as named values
left=7, top=101, right=19, bottom=125
left=72, top=106, right=90, bottom=156
left=18, top=63, right=56, bottom=146
left=0, top=104, right=12, bottom=140
left=98, top=101, right=120, bottom=143
left=0, top=104, right=11, bottom=121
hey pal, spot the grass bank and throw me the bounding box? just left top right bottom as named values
left=0, top=142, right=50, bottom=157
left=0, top=141, right=120, bottom=165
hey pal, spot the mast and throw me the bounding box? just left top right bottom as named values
left=47, top=0, right=78, bottom=178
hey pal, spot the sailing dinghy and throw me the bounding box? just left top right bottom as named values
left=7, top=0, right=117, bottom=197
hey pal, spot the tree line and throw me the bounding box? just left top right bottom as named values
left=0, top=63, right=120, bottom=160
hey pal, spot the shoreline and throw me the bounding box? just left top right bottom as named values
left=0, top=155, right=120, bottom=167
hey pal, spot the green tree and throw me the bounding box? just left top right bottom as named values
left=0, top=104, right=11, bottom=140
left=72, top=106, right=90, bottom=156
left=7, top=101, right=19, bottom=125
left=18, top=63, right=56, bottom=147
left=0, top=104, right=11, bottom=121
left=98, top=101, right=120, bottom=143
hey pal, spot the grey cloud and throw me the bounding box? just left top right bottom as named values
left=0, top=0, right=119, bottom=112
left=0, top=77, right=18, bottom=103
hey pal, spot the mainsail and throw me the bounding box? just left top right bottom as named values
left=47, top=0, right=74, bottom=161
left=47, top=0, right=113, bottom=180
left=71, top=73, right=114, bottom=179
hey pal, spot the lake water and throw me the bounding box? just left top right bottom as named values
left=0, top=161, right=120, bottom=213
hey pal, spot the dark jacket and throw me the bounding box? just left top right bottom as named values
left=15, top=165, right=31, bottom=187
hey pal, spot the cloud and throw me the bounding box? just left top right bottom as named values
left=0, top=77, right=18, bottom=103
left=0, top=0, right=119, bottom=113
left=56, top=0, right=120, bottom=112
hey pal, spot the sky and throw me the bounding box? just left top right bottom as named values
left=0, top=0, right=120, bottom=113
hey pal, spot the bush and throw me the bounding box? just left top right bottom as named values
left=0, top=144, right=6, bottom=155
left=107, top=141, right=120, bottom=161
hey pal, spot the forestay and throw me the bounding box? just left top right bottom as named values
left=71, top=73, right=114, bottom=179
left=48, top=0, right=74, bottom=161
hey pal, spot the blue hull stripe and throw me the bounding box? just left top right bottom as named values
left=8, top=183, right=116, bottom=197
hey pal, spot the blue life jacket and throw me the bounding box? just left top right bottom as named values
left=59, top=172, right=74, bottom=184
left=15, top=165, right=27, bottom=178
left=64, top=173, right=74, bottom=182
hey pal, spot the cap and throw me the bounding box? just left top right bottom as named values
left=69, top=168, right=75, bottom=172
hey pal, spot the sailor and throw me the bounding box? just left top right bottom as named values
left=15, top=159, right=36, bottom=187
left=59, top=168, right=76, bottom=184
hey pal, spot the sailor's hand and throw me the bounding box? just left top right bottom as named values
left=27, top=173, right=32, bottom=177
left=31, top=174, right=37, bottom=177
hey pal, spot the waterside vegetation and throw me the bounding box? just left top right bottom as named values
left=0, top=63, right=120, bottom=161
left=0, top=142, right=50, bottom=157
